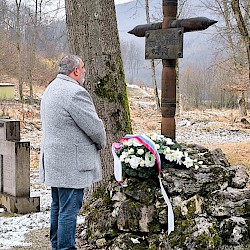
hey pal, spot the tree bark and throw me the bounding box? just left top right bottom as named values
left=231, top=0, right=249, bottom=115
left=65, top=0, right=132, bottom=192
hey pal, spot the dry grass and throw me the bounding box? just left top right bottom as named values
left=203, top=142, right=250, bottom=174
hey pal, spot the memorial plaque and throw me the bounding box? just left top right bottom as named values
left=145, top=28, right=184, bottom=59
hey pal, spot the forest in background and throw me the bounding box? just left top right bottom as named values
left=0, top=0, right=249, bottom=112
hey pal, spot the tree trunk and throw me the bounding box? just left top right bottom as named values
left=238, top=91, right=247, bottom=116
left=150, top=59, right=160, bottom=109
left=27, top=0, right=39, bottom=102
left=65, top=0, right=132, bottom=192
left=231, top=0, right=250, bottom=78
left=15, top=0, right=23, bottom=104
left=145, top=0, right=160, bottom=109
left=231, top=0, right=249, bottom=115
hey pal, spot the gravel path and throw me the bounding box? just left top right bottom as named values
left=176, top=121, right=250, bottom=145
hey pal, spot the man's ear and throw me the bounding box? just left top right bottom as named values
left=73, top=67, right=79, bottom=76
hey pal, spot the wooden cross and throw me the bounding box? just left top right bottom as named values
left=129, top=0, right=217, bottom=140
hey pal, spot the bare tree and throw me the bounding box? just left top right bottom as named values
left=231, top=0, right=249, bottom=115
left=121, top=40, right=143, bottom=84
left=27, top=0, right=39, bottom=101
left=14, top=0, right=26, bottom=103
left=231, top=0, right=250, bottom=75
left=200, top=0, right=249, bottom=115
left=145, top=0, right=160, bottom=109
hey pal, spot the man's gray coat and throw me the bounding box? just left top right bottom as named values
left=39, top=74, right=106, bottom=188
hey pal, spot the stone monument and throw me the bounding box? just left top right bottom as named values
left=0, top=118, right=40, bottom=213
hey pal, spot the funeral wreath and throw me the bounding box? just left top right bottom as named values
left=114, top=133, right=203, bottom=179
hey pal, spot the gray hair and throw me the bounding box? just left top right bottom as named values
left=58, top=55, right=81, bottom=75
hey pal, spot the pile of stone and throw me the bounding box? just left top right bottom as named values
left=76, top=144, right=250, bottom=250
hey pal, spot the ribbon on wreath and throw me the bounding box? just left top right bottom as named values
left=111, top=134, right=174, bottom=235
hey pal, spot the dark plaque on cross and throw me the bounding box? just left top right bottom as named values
left=145, top=28, right=184, bottom=59
left=129, top=0, right=217, bottom=140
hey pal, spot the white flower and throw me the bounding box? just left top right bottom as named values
left=183, top=157, right=194, bottom=168
left=165, top=138, right=174, bottom=145
left=176, top=158, right=183, bottom=165
left=145, top=152, right=155, bottom=167
left=128, top=156, right=141, bottom=169
left=132, top=138, right=143, bottom=147
left=165, top=153, right=175, bottom=162
left=124, top=158, right=130, bottom=164
left=163, top=146, right=171, bottom=155
left=122, top=140, right=129, bottom=146
left=119, top=151, right=128, bottom=162
left=139, top=159, right=145, bottom=167
left=156, top=134, right=164, bottom=140
left=173, top=148, right=183, bottom=160
left=120, top=155, right=125, bottom=162
left=150, top=135, right=157, bottom=141
left=155, top=144, right=160, bottom=150
left=137, top=148, right=144, bottom=155
left=164, top=147, right=174, bottom=162
left=128, top=148, right=135, bottom=155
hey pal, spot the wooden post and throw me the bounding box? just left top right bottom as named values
left=161, top=0, right=178, bottom=139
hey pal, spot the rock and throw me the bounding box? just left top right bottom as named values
left=231, top=165, right=249, bottom=189
left=77, top=144, right=250, bottom=250
left=135, top=101, right=156, bottom=109
left=241, top=118, right=250, bottom=128
left=206, top=188, right=250, bottom=217
left=179, top=195, right=203, bottom=218
left=162, top=164, right=231, bottom=198
left=177, top=119, right=191, bottom=127
left=220, top=217, right=248, bottom=245
left=96, top=238, right=106, bottom=248
left=210, top=148, right=230, bottom=167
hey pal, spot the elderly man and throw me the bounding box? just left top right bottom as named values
left=39, top=54, right=106, bottom=250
